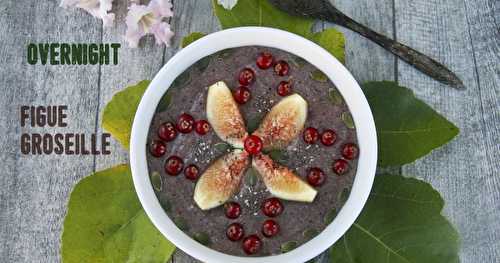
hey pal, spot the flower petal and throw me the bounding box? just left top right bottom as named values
left=150, top=22, right=175, bottom=46
left=60, top=0, right=115, bottom=27
left=149, top=0, right=174, bottom=18
left=217, top=0, right=238, bottom=10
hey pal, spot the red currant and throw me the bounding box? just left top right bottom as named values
left=333, top=159, right=349, bottom=175
left=244, top=135, right=263, bottom=155
left=226, top=223, right=245, bottom=241
left=158, top=122, right=177, bottom=141
left=277, top=81, right=292, bottom=96
left=342, top=143, right=359, bottom=160
left=242, top=235, right=262, bottom=255
left=165, top=156, right=184, bottom=176
left=303, top=127, right=319, bottom=144
left=261, top=219, right=280, bottom=237
left=194, top=120, right=210, bottom=135
left=307, top=167, right=326, bottom=187
left=238, top=68, right=255, bottom=86
left=274, top=60, right=289, bottom=76
left=233, top=86, right=251, bottom=104
left=256, top=52, right=274, bottom=69
left=184, top=164, right=199, bottom=180
left=321, top=129, right=337, bottom=146
left=176, top=113, right=195, bottom=133
left=224, top=202, right=242, bottom=219
left=262, top=198, right=283, bottom=217
left=150, top=140, right=166, bottom=157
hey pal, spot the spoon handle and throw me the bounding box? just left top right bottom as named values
left=324, top=6, right=465, bottom=89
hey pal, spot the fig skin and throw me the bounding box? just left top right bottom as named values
left=253, top=94, right=307, bottom=151
left=194, top=150, right=250, bottom=210
left=206, top=81, right=248, bottom=148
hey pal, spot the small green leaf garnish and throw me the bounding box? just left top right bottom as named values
left=291, top=56, right=307, bottom=68
left=341, top=112, right=355, bottom=129
left=150, top=171, right=162, bottom=191
left=339, top=188, right=350, bottom=204
left=214, top=142, right=231, bottom=154
left=160, top=200, right=171, bottom=213
left=193, top=232, right=211, bottom=245
left=195, top=56, right=211, bottom=72
left=246, top=114, right=264, bottom=133
left=174, top=217, right=189, bottom=231
left=156, top=90, right=173, bottom=112
left=303, top=228, right=319, bottom=240
left=181, top=32, right=206, bottom=48
left=245, top=168, right=259, bottom=186
left=328, top=89, right=343, bottom=105
left=268, top=149, right=289, bottom=164
left=171, top=70, right=191, bottom=88
left=218, top=48, right=236, bottom=59
left=281, top=241, right=298, bottom=253
left=324, top=208, right=337, bottom=224
left=310, top=70, right=328, bottom=83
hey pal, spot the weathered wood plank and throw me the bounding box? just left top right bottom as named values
left=0, top=1, right=101, bottom=262
left=396, top=0, right=500, bottom=262
left=94, top=0, right=166, bottom=171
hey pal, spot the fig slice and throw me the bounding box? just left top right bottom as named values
left=252, top=154, right=317, bottom=202
left=253, top=94, right=307, bottom=150
left=194, top=150, right=250, bottom=210
left=207, top=81, right=248, bottom=148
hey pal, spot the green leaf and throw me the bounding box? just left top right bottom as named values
left=214, top=142, right=231, bottom=153
left=341, top=111, right=355, bottom=129
left=181, top=32, right=206, bottom=48
left=364, top=81, right=459, bottom=166
left=310, top=70, right=328, bottom=83
left=193, top=232, right=211, bottom=246
left=311, top=28, right=345, bottom=64
left=245, top=167, right=259, bottom=186
left=328, top=89, right=343, bottom=105
left=281, top=241, right=298, bottom=253
left=61, top=165, right=175, bottom=263
left=150, top=171, right=162, bottom=191
left=267, top=149, right=289, bottom=164
left=324, top=208, right=337, bottom=224
left=174, top=217, right=189, bottom=231
left=303, top=228, right=320, bottom=240
left=246, top=114, right=264, bottom=133
left=102, top=80, right=150, bottom=149
left=156, top=90, right=173, bottom=113
left=329, top=174, right=460, bottom=263
left=212, top=0, right=345, bottom=62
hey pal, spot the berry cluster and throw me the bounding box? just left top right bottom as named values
left=233, top=52, right=293, bottom=105
left=149, top=113, right=211, bottom=181
left=223, top=197, right=284, bottom=255
left=302, top=127, right=359, bottom=186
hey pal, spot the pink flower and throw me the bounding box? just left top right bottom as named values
left=125, top=0, right=174, bottom=48
left=217, top=0, right=239, bottom=10
left=60, top=0, right=115, bottom=27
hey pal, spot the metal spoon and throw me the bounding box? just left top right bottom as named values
left=268, top=0, right=465, bottom=89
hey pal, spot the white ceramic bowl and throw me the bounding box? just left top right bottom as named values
left=130, top=27, right=377, bottom=263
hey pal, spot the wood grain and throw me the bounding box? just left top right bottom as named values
left=396, top=0, right=500, bottom=262
left=0, top=1, right=101, bottom=262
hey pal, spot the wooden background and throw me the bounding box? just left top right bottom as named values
left=0, top=0, right=498, bottom=262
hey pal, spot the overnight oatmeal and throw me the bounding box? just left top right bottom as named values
left=146, top=47, right=359, bottom=256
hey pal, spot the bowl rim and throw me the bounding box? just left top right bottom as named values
left=130, top=26, right=377, bottom=263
